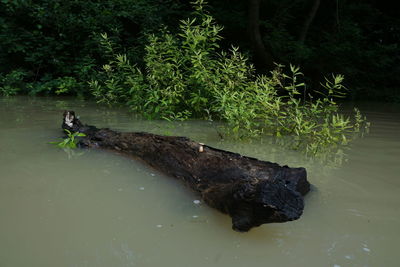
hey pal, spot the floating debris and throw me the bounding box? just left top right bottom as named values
left=139, top=187, right=145, bottom=191
left=156, top=224, right=163, bottom=228
left=193, top=200, right=201, bottom=205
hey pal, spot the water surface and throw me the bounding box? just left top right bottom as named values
left=1, top=97, right=399, bottom=267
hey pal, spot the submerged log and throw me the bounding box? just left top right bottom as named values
left=61, top=111, right=310, bottom=232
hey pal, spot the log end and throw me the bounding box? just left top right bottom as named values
left=234, top=179, right=304, bottom=232
left=62, top=110, right=98, bottom=137
left=283, top=167, right=310, bottom=196
left=203, top=178, right=305, bottom=232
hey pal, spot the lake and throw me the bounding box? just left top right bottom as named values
left=1, top=96, right=399, bottom=267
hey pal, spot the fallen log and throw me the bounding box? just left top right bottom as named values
left=61, top=111, right=310, bottom=232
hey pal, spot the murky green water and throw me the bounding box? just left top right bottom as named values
left=1, top=96, right=399, bottom=267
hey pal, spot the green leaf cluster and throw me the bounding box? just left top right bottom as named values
left=49, top=129, right=86, bottom=149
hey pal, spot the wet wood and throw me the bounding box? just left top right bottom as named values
left=61, top=111, right=310, bottom=232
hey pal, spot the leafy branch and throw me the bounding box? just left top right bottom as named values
left=49, top=129, right=86, bottom=149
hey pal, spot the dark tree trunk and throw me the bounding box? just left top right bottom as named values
left=247, top=0, right=275, bottom=70
left=61, top=111, right=310, bottom=232
left=298, top=0, right=320, bottom=44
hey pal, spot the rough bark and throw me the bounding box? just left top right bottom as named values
left=247, top=0, right=275, bottom=70
left=298, top=0, right=321, bottom=44
left=61, top=111, right=310, bottom=232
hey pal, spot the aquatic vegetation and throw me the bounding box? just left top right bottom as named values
left=89, top=0, right=369, bottom=154
left=49, top=129, right=86, bottom=149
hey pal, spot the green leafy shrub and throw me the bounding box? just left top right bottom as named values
left=49, top=129, right=86, bottom=149
left=90, top=0, right=368, bottom=153
left=0, top=70, right=27, bottom=96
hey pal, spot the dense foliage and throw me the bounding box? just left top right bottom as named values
left=0, top=0, right=398, bottom=100
left=211, top=0, right=400, bottom=102
left=89, top=1, right=368, bottom=153
left=0, top=0, right=184, bottom=96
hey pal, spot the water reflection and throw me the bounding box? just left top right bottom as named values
left=61, top=147, right=86, bottom=159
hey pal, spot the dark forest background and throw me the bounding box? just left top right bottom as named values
left=1, top=0, right=398, bottom=101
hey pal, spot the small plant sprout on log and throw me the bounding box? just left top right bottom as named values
left=49, top=129, right=86, bottom=149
